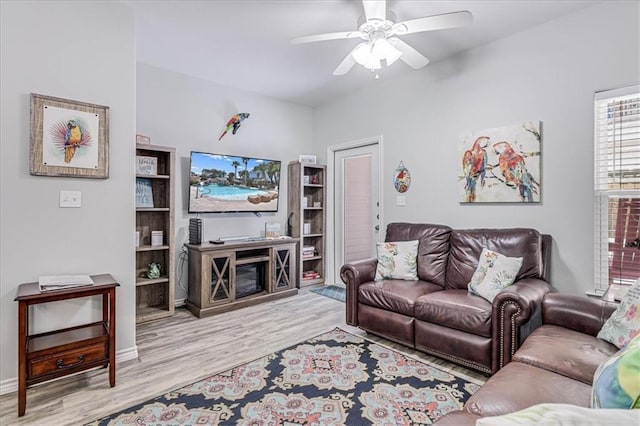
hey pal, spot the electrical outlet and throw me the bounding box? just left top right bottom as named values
left=396, top=195, right=406, bottom=206
left=60, top=190, right=81, bottom=208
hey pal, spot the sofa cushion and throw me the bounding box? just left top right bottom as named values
left=468, top=248, right=523, bottom=302
left=374, top=240, right=419, bottom=281
left=592, top=334, right=640, bottom=409
left=513, top=324, right=617, bottom=384
left=358, top=279, right=441, bottom=316
left=465, top=362, right=592, bottom=417
left=385, top=223, right=452, bottom=287
left=415, top=289, right=492, bottom=337
left=446, top=228, right=542, bottom=290
left=597, top=278, right=640, bottom=348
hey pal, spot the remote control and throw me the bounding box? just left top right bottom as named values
left=209, top=239, right=224, bottom=245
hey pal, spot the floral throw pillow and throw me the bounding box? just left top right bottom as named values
left=591, top=334, right=640, bottom=409
left=598, top=278, right=640, bottom=349
left=468, top=248, right=523, bottom=303
left=374, top=240, right=419, bottom=281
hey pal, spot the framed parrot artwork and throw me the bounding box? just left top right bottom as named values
left=30, top=93, right=109, bottom=178
left=459, top=120, right=541, bottom=203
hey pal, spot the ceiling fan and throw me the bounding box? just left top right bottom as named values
left=291, top=0, right=473, bottom=77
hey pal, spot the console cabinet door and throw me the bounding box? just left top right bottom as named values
left=203, top=251, right=236, bottom=306
left=272, top=243, right=296, bottom=292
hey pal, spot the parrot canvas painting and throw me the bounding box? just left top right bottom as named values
left=459, top=121, right=541, bottom=203
left=42, top=105, right=99, bottom=169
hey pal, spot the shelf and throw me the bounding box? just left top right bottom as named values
left=136, top=245, right=170, bottom=252
left=302, top=255, right=322, bottom=261
left=288, top=161, right=326, bottom=289
left=28, top=323, right=107, bottom=352
left=136, top=305, right=172, bottom=323
left=136, top=207, right=170, bottom=212
left=136, top=276, right=170, bottom=287
left=136, top=174, right=170, bottom=180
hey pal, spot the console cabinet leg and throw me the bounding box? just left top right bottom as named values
left=17, top=301, right=27, bottom=416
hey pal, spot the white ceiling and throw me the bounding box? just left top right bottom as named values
left=128, top=0, right=597, bottom=107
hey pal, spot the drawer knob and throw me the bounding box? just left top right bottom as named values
left=56, top=354, right=85, bottom=369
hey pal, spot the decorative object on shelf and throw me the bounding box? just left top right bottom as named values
left=393, top=161, right=411, bottom=193
left=136, top=155, right=158, bottom=175
left=313, top=201, right=322, bottom=208
left=298, top=154, right=317, bottom=165
left=310, top=174, right=319, bottom=184
left=151, top=230, right=163, bottom=246
left=265, top=222, right=282, bottom=238
left=135, top=178, right=154, bottom=208
left=136, top=134, right=151, bottom=145
left=303, top=175, right=310, bottom=185
left=291, top=1, right=473, bottom=78
left=146, top=262, right=161, bottom=279
left=135, top=231, right=140, bottom=248
left=30, top=93, right=109, bottom=178
left=459, top=120, right=541, bottom=203
left=303, top=223, right=311, bottom=235
left=218, top=113, right=250, bottom=141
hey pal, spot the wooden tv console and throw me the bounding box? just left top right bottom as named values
left=185, top=238, right=298, bottom=318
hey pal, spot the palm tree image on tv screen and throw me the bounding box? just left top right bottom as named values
left=189, top=151, right=281, bottom=213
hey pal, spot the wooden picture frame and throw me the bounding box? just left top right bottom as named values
left=30, top=93, right=109, bottom=178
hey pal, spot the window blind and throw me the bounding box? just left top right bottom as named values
left=594, top=84, right=640, bottom=292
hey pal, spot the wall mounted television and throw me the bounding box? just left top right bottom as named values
left=188, top=151, right=281, bottom=213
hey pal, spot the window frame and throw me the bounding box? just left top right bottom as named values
left=593, top=84, right=640, bottom=294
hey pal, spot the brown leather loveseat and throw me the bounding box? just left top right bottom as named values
left=434, top=293, right=619, bottom=425
left=340, top=223, right=552, bottom=374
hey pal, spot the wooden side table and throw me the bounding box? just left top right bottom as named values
left=14, top=274, right=118, bottom=416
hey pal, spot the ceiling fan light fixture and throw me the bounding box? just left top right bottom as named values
left=352, top=39, right=401, bottom=71
left=372, top=38, right=402, bottom=65
left=352, top=42, right=379, bottom=70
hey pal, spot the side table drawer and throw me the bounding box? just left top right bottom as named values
left=29, top=342, right=108, bottom=378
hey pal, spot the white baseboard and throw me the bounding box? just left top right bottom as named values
left=0, top=377, right=17, bottom=396
left=0, top=345, right=138, bottom=396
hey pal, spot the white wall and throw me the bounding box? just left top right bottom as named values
left=136, top=63, right=314, bottom=302
left=0, top=1, right=136, bottom=389
left=314, top=2, right=640, bottom=294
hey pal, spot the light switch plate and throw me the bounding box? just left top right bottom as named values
left=396, top=195, right=406, bottom=206
left=60, top=190, right=81, bottom=208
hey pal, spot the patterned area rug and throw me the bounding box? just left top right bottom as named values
left=310, top=285, right=346, bottom=302
left=89, top=328, right=482, bottom=425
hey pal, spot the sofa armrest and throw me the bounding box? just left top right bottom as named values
left=542, top=293, right=617, bottom=336
left=340, top=258, right=377, bottom=326
left=491, top=278, right=552, bottom=372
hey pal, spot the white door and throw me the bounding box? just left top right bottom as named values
left=333, top=141, right=381, bottom=284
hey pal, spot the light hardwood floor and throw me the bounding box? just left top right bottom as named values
left=0, top=289, right=486, bottom=425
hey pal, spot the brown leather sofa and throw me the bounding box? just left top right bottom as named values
left=340, top=223, right=552, bottom=374
left=434, top=293, right=618, bottom=425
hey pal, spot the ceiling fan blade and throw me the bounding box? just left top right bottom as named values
left=389, top=38, right=429, bottom=69
left=291, top=31, right=362, bottom=45
left=333, top=49, right=357, bottom=76
left=362, top=0, right=386, bottom=21
left=392, top=10, right=473, bottom=35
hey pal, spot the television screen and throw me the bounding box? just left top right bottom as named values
left=188, top=151, right=281, bottom=213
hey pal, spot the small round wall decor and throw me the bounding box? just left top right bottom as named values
left=394, top=161, right=411, bottom=193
